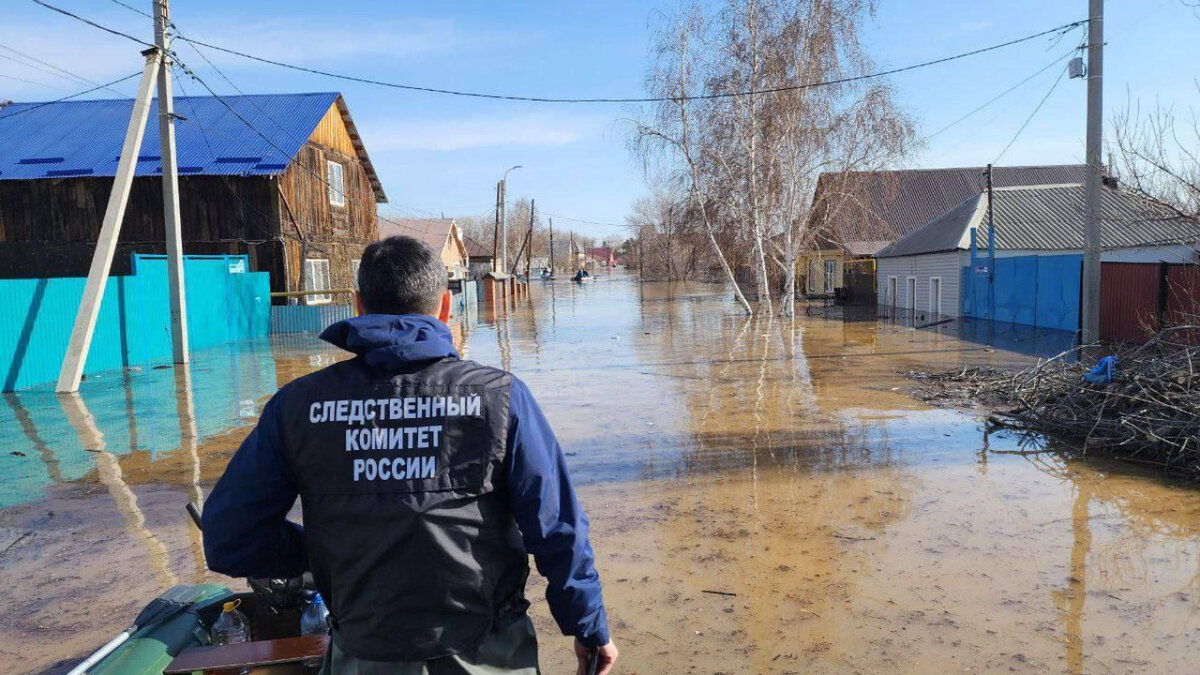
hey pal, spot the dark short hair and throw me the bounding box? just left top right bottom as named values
left=357, top=236, right=447, bottom=315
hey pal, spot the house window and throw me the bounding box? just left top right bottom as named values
left=824, top=259, right=837, bottom=293
left=304, top=258, right=332, bottom=305
left=327, top=160, right=345, bottom=207
left=351, top=259, right=361, bottom=291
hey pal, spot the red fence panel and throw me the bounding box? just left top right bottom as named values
left=1100, top=263, right=1160, bottom=343
left=1165, top=265, right=1200, bottom=325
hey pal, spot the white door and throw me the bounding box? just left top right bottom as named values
left=929, top=277, right=942, bottom=317
left=906, top=277, right=917, bottom=310
left=888, top=276, right=897, bottom=312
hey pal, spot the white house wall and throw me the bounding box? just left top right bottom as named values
left=876, top=252, right=964, bottom=319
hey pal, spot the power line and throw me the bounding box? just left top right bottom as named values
left=107, top=0, right=153, bottom=20
left=542, top=211, right=624, bottom=229
left=0, top=70, right=73, bottom=91
left=30, top=0, right=154, bottom=49
left=169, top=20, right=1087, bottom=104
left=926, top=45, right=1078, bottom=141
left=992, top=58, right=1072, bottom=165
left=0, top=42, right=133, bottom=96
left=0, top=71, right=141, bottom=119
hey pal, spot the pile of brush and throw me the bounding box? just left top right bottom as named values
left=904, top=324, right=1200, bottom=475
left=988, top=325, right=1200, bottom=474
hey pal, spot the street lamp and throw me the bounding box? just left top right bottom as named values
left=499, top=165, right=522, bottom=273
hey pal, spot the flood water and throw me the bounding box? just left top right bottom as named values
left=2, top=271, right=1199, bottom=674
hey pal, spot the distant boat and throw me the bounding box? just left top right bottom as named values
left=540, top=268, right=555, bottom=281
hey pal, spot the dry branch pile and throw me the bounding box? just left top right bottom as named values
left=905, top=326, right=1200, bottom=475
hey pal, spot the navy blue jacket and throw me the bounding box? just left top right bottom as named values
left=203, top=314, right=610, bottom=648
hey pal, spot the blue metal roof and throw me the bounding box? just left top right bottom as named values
left=0, top=92, right=341, bottom=181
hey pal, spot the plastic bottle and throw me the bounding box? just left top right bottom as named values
left=211, top=599, right=250, bottom=646
left=300, top=592, right=329, bottom=636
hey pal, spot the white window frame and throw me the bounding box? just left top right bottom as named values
left=351, top=259, right=361, bottom=291
left=327, top=160, right=345, bottom=207
left=929, top=276, right=942, bottom=317
left=304, top=258, right=332, bottom=305
left=906, top=276, right=917, bottom=311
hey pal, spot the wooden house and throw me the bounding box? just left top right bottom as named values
left=0, top=92, right=386, bottom=303
left=378, top=218, right=469, bottom=280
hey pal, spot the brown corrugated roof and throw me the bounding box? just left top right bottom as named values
left=463, top=234, right=493, bottom=258
left=811, top=164, right=1087, bottom=250
left=378, top=218, right=453, bottom=250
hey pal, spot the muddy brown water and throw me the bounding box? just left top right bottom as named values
left=2, top=272, right=1199, bottom=674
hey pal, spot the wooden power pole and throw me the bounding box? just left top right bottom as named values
left=57, top=0, right=188, bottom=392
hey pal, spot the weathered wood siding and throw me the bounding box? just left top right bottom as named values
left=0, top=175, right=281, bottom=279
left=275, top=103, right=378, bottom=297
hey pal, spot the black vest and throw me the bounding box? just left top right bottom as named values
left=280, top=356, right=530, bottom=661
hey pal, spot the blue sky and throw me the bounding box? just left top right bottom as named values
left=2, top=1, right=1198, bottom=240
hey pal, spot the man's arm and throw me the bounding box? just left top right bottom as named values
left=202, top=394, right=307, bottom=579
left=504, top=378, right=610, bottom=648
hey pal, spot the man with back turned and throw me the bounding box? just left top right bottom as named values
left=202, top=235, right=618, bottom=674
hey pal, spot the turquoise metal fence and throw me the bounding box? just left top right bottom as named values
left=0, top=253, right=270, bottom=392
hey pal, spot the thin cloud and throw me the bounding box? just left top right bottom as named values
left=367, top=114, right=603, bottom=152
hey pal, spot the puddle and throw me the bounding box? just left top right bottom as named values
left=2, top=271, right=1198, bottom=673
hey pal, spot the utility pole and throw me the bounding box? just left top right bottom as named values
left=492, top=181, right=502, bottom=275
left=155, top=0, right=189, bottom=365
left=525, top=199, right=535, bottom=279
left=1081, top=0, right=1104, bottom=343
left=59, top=0, right=190, bottom=392
left=498, top=165, right=522, bottom=275
left=499, top=179, right=507, bottom=274
left=548, top=218, right=555, bottom=275
left=986, top=164, right=996, bottom=323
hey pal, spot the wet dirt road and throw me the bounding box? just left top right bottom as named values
left=2, top=272, right=1199, bottom=674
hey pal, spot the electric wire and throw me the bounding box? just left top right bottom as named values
left=0, top=42, right=133, bottom=97
left=172, top=20, right=1087, bottom=104
left=108, top=0, right=153, bottom=20
left=30, top=0, right=155, bottom=49
left=0, top=70, right=73, bottom=91
left=33, top=0, right=1087, bottom=105
left=0, top=72, right=142, bottom=119
left=992, top=56, right=1072, bottom=164
left=925, top=45, right=1078, bottom=141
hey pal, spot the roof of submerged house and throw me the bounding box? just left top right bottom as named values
left=877, top=184, right=1200, bottom=258
left=809, top=164, right=1087, bottom=254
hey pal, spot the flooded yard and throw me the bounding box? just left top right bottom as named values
left=2, top=271, right=1199, bottom=674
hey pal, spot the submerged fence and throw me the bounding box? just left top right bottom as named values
left=0, top=254, right=270, bottom=392
left=961, top=254, right=1082, bottom=333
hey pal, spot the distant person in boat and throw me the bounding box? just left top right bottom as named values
left=572, top=269, right=585, bottom=282
left=202, top=235, right=617, bottom=675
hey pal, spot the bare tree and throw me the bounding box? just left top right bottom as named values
left=632, top=4, right=755, bottom=314
left=1111, top=85, right=1200, bottom=220
left=631, top=0, right=912, bottom=315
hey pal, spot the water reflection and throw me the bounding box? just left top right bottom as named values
left=4, top=273, right=1200, bottom=674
